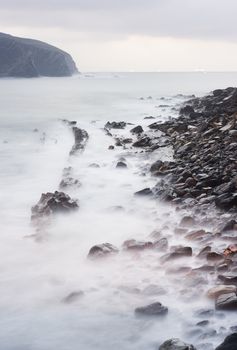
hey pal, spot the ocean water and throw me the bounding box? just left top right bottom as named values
left=1, top=72, right=237, bottom=350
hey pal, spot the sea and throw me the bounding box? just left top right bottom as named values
left=1, top=72, right=237, bottom=350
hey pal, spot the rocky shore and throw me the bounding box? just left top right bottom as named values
left=30, top=87, right=237, bottom=349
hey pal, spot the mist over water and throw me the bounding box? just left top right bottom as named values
left=1, top=72, right=237, bottom=350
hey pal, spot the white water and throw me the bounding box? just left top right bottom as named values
left=1, top=73, right=237, bottom=350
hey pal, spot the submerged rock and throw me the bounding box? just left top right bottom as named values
left=135, top=301, right=168, bottom=317
left=88, top=243, right=119, bottom=259
left=0, top=32, right=78, bottom=77
left=31, top=191, right=78, bottom=221
left=62, top=291, right=84, bottom=304
left=159, top=338, right=196, bottom=350
left=122, top=239, right=153, bottom=251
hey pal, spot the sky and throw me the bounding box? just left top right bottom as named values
left=1, top=0, right=237, bottom=72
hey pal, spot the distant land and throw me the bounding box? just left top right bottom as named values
left=0, top=33, right=78, bottom=78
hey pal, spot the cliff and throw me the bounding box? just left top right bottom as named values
left=0, top=33, right=78, bottom=78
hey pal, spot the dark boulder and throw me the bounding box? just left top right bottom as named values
left=180, top=105, right=195, bottom=116
left=215, top=293, right=237, bottom=310
left=215, top=333, right=237, bottom=350
left=31, top=191, right=78, bottom=221
left=116, top=161, right=127, bottom=168
left=132, top=136, right=152, bottom=148
left=130, top=125, right=143, bottom=134
left=135, top=302, right=168, bottom=317
left=70, top=127, right=89, bottom=155
left=88, top=243, right=119, bottom=259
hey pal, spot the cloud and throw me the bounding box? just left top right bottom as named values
left=0, top=0, right=236, bottom=42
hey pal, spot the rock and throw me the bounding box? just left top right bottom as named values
left=88, top=243, right=119, bottom=259
left=153, top=238, right=168, bottom=251
left=31, top=191, right=78, bottom=221
left=70, top=127, right=89, bottom=155
left=135, top=302, right=168, bottom=317
left=222, top=220, right=237, bottom=232
left=108, top=145, right=115, bottom=150
left=215, top=333, right=237, bottom=350
left=62, top=291, right=84, bottom=304
left=0, top=32, right=78, bottom=77
left=59, top=177, right=81, bottom=189
left=224, top=244, right=237, bottom=257
left=180, top=105, right=195, bottom=116
left=207, top=285, right=237, bottom=299
left=218, top=275, right=237, bottom=285
left=161, top=246, right=192, bottom=262
left=132, top=136, right=152, bottom=148
left=116, top=161, right=127, bottom=168
left=159, top=338, right=196, bottom=350
left=105, top=121, right=126, bottom=129
left=215, top=293, right=237, bottom=310
left=206, top=252, right=223, bottom=262
left=89, top=163, right=100, bottom=168
left=144, top=116, right=155, bottom=119
left=134, top=188, right=153, bottom=196
left=122, top=239, right=153, bottom=251
left=130, top=125, right=143, bottom=134
left=180, top=216, right=196, bottom=227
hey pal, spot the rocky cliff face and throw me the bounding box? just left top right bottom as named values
left=0, top=33, right=78, bottom=78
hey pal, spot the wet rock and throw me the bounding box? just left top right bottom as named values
left=196, top=320, right=209, bottom=327
left=134, top=188, right=153, bottom=196
left=105, top=121, right=126, bottom=129
left=215, top=293, right=237, bottom=310
left=116, top=161, right=127, bottom=168
left=207, top=285, right=237, bottom=299
left=161, top=246, right=192, bottom=262
left=185, top=229, right=206, bottom=241
left=180, top=105, right=195, bottom=116
left=197, top=246, right=212, bottom=258
left=180, top=216, right=196, bottom=227
left=88, top=243, right=119, bottom=259
left=31, top=191, right=78, bottom=221
left=222, top=220, right=237, bottom=232
left=206, top=252, right=224, bottom=262
left=159, top=338, right=196, bottom=350
left=224, top=244, right=237, bottom=257
left=132, top=136, right=152, bottom=148
left=135, top=301, right=168, bottom=317
left=62, top=291, right=84, bottom=304
left=70, top=127, right=89, bottom=155
left=153, top=238, right=168, bottom=251
left=215, top=333, right=237, bottom=350
left=218, top=275, right=237, bottom=286
left=122, top=239, right=153, bottom=251
left=89, top=163, right=100, bottom=168
left=130, top=125, right=143, bottom=134
left=108, top=145, right=115, bottom=150
left=59, top=177, right=81, bottom=189
left=144, top=116, right=155, bottom=119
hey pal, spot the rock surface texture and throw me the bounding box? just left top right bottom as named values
left=0, top=32, right=78, bottom=77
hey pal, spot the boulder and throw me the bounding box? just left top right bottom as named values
left=215, top=292, right=237, bottom=310
left=135, top=302, right=168, bottom=317
left=122, top=239, right=153, bottom=251
left=130, top=125, right=143, bottom=134
left=70, top=127, right=89, bottom=155
left=215, top=333, right=237, bottom=350
left=105, top=121, right=126, bottom=129
left=88, top=243, right=119, bottom=259
left=207, top=285, right=237, bottom=299
left=31, top=191, right=78, bottom=221
left=159, top=338, right=196, bottom=350
left=116, top=161, right=127, bottom=168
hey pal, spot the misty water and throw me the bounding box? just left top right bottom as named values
left=1, top=72, right=237, bottom=350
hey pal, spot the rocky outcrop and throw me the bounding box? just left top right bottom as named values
left=31, top=191, right=78, bottom=221
left=0, top=32, right=78, bottom=78
left=70, top=127, right=89, bottom=156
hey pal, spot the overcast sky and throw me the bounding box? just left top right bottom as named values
left=1, top=0, right=237, bottom=71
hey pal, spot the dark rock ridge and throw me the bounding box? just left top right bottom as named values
left=0, top=32, right=78, bottom=78
left=215, top=333, right=237, bottom=350
left=70, top=127, right=89, bottom=156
